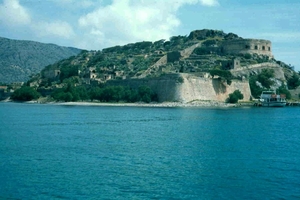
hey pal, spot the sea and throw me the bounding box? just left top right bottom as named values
left=1, top=102, right=300, bottom=199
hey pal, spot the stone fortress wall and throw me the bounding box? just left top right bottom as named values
left=230, top=62, right=285, bottom=81
left=107, top=73, right=251, bottom=102
left=221, top=39, right=273, bottom=57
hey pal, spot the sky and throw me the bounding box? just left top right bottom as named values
left=0, top=0, right=299, bottom=71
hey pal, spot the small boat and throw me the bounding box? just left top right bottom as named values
left=259, top=91, right=286, bottom=107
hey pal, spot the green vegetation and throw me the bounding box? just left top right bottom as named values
left=257, top=69, right=275, bottom=88
left=60, top=64, right=79, bottom=81
left=202, top=39, right=217, bottom=47
left=51, top=84, right=158, bottom=103
left=243, top=53, right=252, bottom=59
left=4, top=29, right=299, bottom=105
left=249, top=69, right=292, bottom=100
left=209, top=69, right=233, bottom=85
left=167, top=51, right=181, bottom=62
left=177, top=77, right=184, bottom=83
left=51, top=83, right=89, bottom=102
left=249, top=76, right=263, bottom=98
left=287, top=73, right=300, bottom=89
left=277, top=85, right=291, bottom=99
left=0, top=37, right=81, bottom=83
left=249, top=69, right=275, bottom=98
left=11, top=86, right=40, bottom=101
left=227, top=90, right=244, bottom=103
left=193, top=47, right=211, bottom=55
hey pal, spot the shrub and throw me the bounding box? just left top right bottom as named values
left=287, top=73, right=300, bottom=89
left=85, top=85, right=158, bottom=103
left=203, top=39, right=217, bottom=47
left=277, top=85, right=291, bottom=99
left=177, top=77, right=184, bottom=83
left=210, top=69, right=233, bottom=85
left=11, top=86, right=40, bottom=101
left=244, top=53, right=252, bottom=59
left=257, top=69, right=274, bottom=88
left=249, top=76, right=263, bottom=98
left=138, top=85, right=158, bottom=103
left=51, top=83, right=88, bottom=102
left=59, top=64, right=79, bottom=81
left=227, top=90, right=244, bottom=103
left=249, top=69, right=275, bottom=98
left=167, top=51, right=181, bottom=62
left=193, top=47, right=210, bottom=55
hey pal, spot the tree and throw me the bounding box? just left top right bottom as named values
left=194, top=47, right=210, bottom=55
left=244, top=53, right=252, bottom=59
left=11, top=86, right=40, bottom=101
left=249, top=76, right=263, bottom=98
left=257, top=69, right=274, bottom=88
left=51, top=84, right=157, bottom=103
left=51, top=83, right=88, bottom=102
left=227, top=90, right=244, bottom=103
left=138, top=85, right=157, bottom=103
left=287, top=73, right=300, bottom=89
left=89, top=87, right=103, bottom=101
left=209, top=69, right=233, bottom=85
left=59, top=64, right=79, bottom=81
left=75, top=86, right=89, bottom=100
left=249, top=69, right=275, bottom=98
left=277, top=85, right=291, bottom=99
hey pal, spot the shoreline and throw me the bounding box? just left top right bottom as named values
left=1, top=98, right=253, bottom=108
left=36, top=100, right=244, bottom=108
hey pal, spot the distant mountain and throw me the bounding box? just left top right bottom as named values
left=0, top=37, right=82, bottom=83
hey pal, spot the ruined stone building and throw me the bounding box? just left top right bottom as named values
left=221, top=39, right=272, bottom=57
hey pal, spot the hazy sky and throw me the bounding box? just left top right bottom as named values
left=0, top=0, right=299, bottom=71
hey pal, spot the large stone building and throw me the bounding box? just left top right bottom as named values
left=221, top=39, right=272, bottom=57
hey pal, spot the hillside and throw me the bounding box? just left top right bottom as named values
left=38, top=29, right=294, bottom=82
left=0, top=37, right=82, bottom=83
left=20, top=29, right=300, bottom=102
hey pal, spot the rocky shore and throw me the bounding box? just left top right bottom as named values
left=2, top=98, right=250, bottom=108
left=53, top=101, right=240, bottom=108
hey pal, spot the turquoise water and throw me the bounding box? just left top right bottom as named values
left=1, top=103, right=300, bottom=199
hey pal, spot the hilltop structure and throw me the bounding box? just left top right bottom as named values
left=221, top=39, right=272, bottom=57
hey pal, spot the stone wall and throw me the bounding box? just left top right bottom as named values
left=107, top=73, right=251, bottom=102
left=177, top=74, right=251, bottom=102
left=106, top=74, right=180, bottom=102
left=230, top=62, right=285, bottom=80
left=222, top=39, right=272, bottom=57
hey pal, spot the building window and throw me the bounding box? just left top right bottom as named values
left=245, top=45, right=250, bottom=49
left=255, top=45, right=258, bottom=50
left=262, top=46, right=265, bottom=50
left=268, top=47, right=271, bottom=51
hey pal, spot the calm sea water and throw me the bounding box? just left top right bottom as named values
left=1, top=102, right=300, bottom=199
